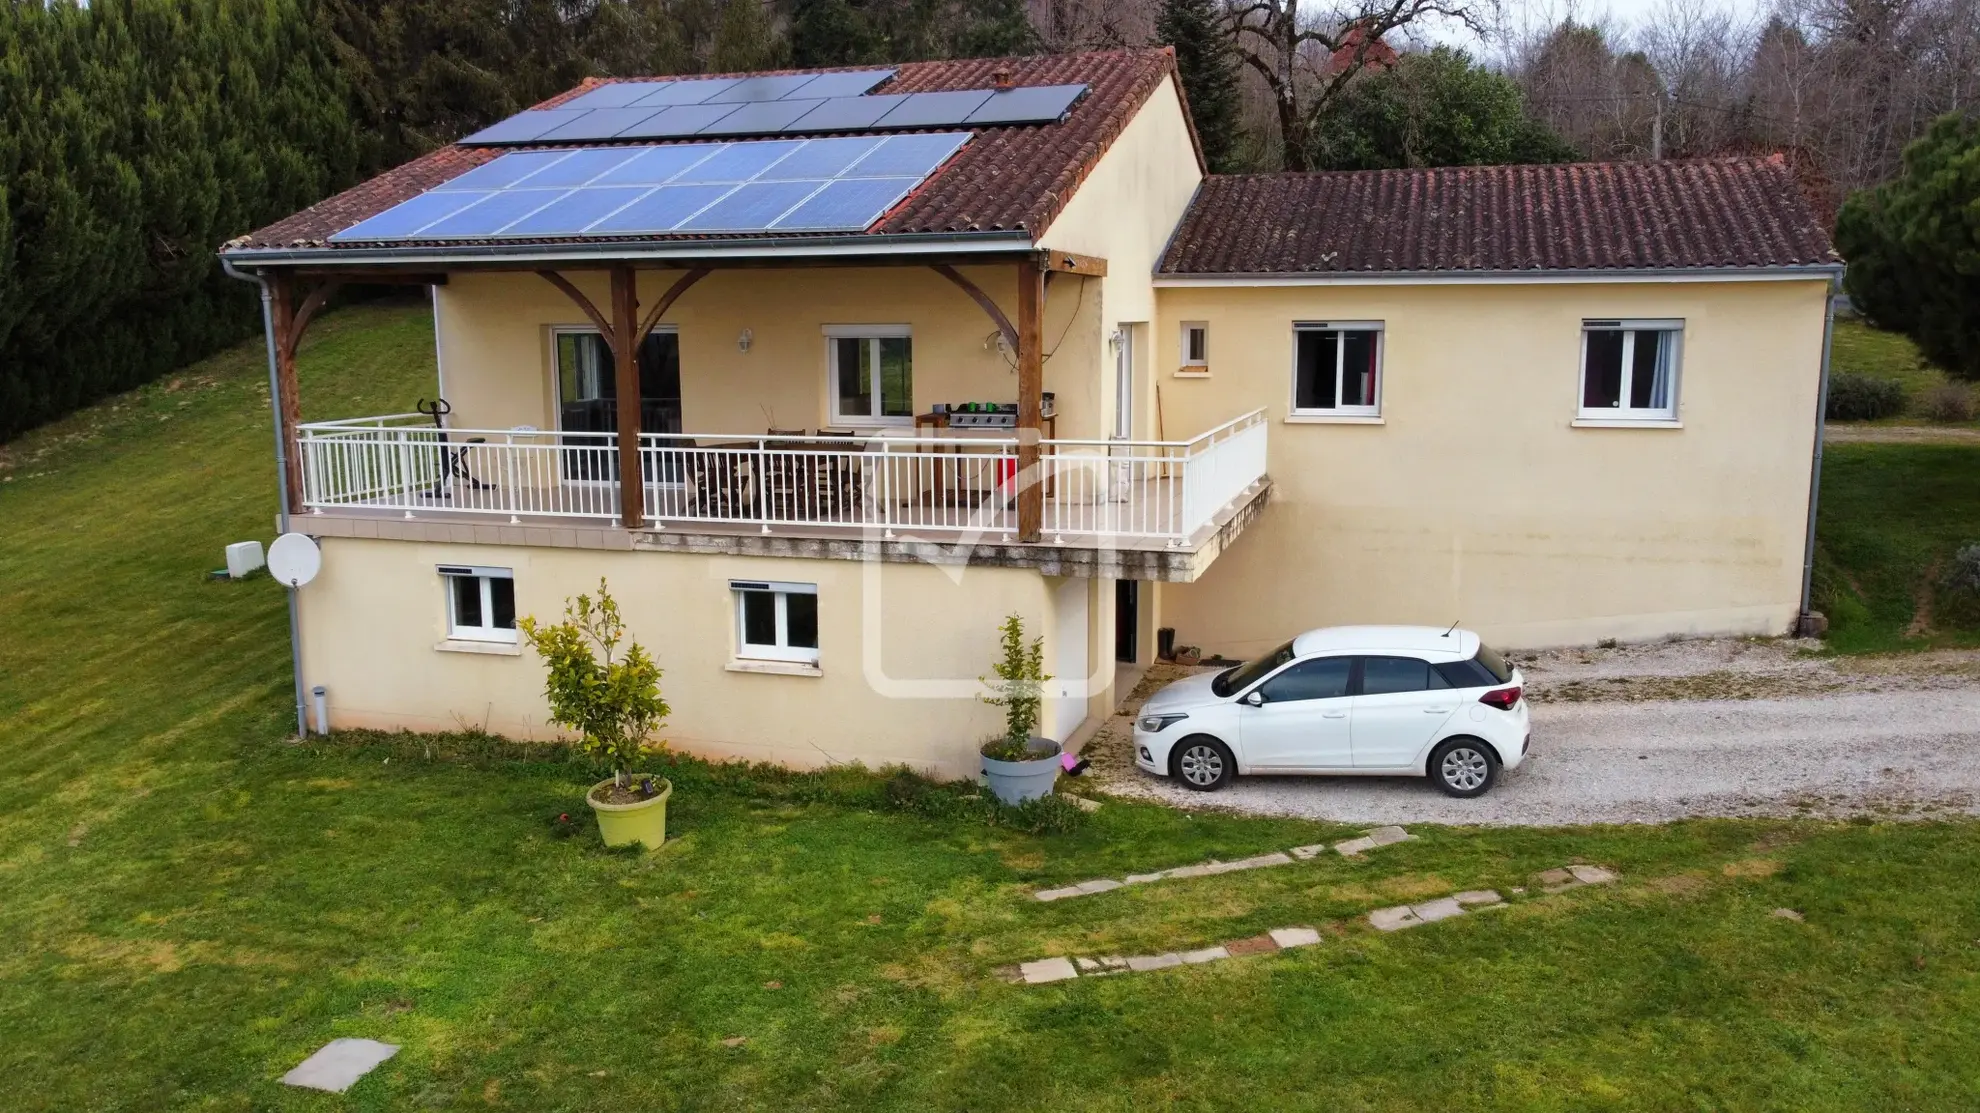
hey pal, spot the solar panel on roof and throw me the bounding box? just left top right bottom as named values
left=964, top=83, right=1088, bottom=125
left=771, top=176, right=919, bottom=231
left=779, top=94, right=907, bottom=134
left=791, top=69, right=894, bottom=99
left=499, top=186, right=651, bottom=235
left=334, top=190, right=496, bottom=239
left=671, top=140, right=802, bottom=183
left=418, top=189, right=568, bottom=237
left=589, top=145, right=721, bottom=186
left=706, top=73, right=821, bottom=103
left=330, top=133, right=970, bottom=241
left=557, top=82, right=666, bottom=111
left=630, top=78, right=741, bottom=107
left=443, top=150, right=574, bottom=191
left=679, top=180, right=822, bottom=230
left=696, top=99, right=825, bottom=136
left=755, top=135, right=883, bottom=180
left=873, top=89, right=995, bottom=129
left=618, top=102, right=742, bottom=138
left=845, top=132, right=970, bottom=178
left=535, top=107, right=665, bottom=142
left=460, top=110, right=586, bottom=145
left=586, top=184, right=731, bottom=233
left=514, top=147, right=646, bottom=189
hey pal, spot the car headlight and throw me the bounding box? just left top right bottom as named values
left=1138, top=713, right=1188, bottom=733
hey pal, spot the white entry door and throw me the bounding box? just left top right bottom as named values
left=1237, top=656, right=1355, bottom=770
left=1109, top=326, right=1139, bottom=503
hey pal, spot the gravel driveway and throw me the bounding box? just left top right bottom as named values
left=1084, top=641, right=1980, bottom=826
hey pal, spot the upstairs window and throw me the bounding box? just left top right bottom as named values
left=1581, top=320, right=1682, bottom=421
left=1293, top=322, right=1383, bottom=417
left=441, top=566, right=516, bottom=643
left=825, top=325, right=912, bottom=426
left=1181, top=322, right=1209, bottom=369
left=733, top=579, right=819, bottom=664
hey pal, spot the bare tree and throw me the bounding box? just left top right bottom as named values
left=1223, top=0, right=1502, bottom=170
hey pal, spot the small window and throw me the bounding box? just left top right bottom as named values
left=1181, top=322, right=1209, bottom=368
left=1358, top=656, right=1444, bottom=695
left=1580, top=320, right=1681, bottom=420
left=825, top=326, right=912, bottom=426
left=1293, top=323, right=1383, bottom=416
left=441, top=566, right=516, bottom=643
left=1257, top=656, right=1354, bottom=702
left=732, top=579, right=819, bottom=664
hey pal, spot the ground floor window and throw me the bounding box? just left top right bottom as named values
left=1293, top=322, right=1383, bottom=416
left=441, top=565, right=516, bottom=643
left=1580, top=319, right=1682, bottom=420
left=732, top=579, right=819, bottom=663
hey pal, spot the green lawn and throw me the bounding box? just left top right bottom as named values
left=4, top=302, right=1980, bottom=1110
left=1828, top=319, right=1968, bottom=422
left=1815, top=441, right=1980, bottom=652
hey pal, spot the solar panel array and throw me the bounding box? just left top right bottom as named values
left=461, top=76, right=1088, bottom=146
left=330, top=133, right=971, bottom=242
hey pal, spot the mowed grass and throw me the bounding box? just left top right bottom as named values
left=3, top=301, right=1980, bottom=1110
left=1815, top=441, right=1980, bottom=652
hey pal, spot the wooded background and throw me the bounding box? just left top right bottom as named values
left=3, top=0, right=1974, bottom=440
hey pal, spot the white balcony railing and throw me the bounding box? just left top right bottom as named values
left=296, top=409, right=1268, bottom=544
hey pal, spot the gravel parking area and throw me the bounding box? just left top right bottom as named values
left=1083, top=641, right=1980, bottom=826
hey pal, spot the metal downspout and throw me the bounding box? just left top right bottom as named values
left=1798, top=282, right=1840, bottom=629
left=221, top=257, right=309, bottom=737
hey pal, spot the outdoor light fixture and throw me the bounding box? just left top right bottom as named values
left=738, top=328, right=753, bottom=352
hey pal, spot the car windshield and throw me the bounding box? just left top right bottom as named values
left=1476, top=643, right=1513, bottom=683
left=1213, top=640, right=1296, bottom=697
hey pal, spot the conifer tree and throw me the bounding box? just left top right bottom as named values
left=1156, top=0, right=1245, bottom=172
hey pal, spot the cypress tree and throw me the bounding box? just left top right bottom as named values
left=1156, top=0, right=1244, bottom=173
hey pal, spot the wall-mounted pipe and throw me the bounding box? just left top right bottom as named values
left=220, top=256, right=309, bottom=738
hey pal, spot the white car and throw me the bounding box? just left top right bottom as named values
left=1132, top=625, right=1529, bottom=797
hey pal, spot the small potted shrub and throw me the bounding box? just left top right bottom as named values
left=519, top=579, right=673, bottom=849
left=978, top=613, right=1060, bottom=804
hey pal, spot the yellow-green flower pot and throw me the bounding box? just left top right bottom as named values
left=587, top=776, right=671, bottom=849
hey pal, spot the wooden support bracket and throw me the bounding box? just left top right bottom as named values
left=1036, top=249, right=1107, bottom=277
left=537, top=270, right=615, bottom=348
left=637, top=267, right=711, bottom=343
left=930, top=264, right=1019, bottom=353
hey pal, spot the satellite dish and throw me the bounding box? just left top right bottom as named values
left=267, top=533, right=321, bottom=588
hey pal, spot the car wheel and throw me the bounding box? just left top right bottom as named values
left=1428, top=738, right=1499, bottom=798
left=1171, top=735, right=1235, bottom=792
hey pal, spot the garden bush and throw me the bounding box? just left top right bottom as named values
left=1826, top=372, right=1906, bottom=420
left=1920, top=383, right=1975, bottom=423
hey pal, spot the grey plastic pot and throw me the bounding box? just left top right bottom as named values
left=981, top=737, right=1062, bottom=805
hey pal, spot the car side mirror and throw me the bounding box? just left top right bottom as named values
left=1244, top=690, right=1265, bottom=707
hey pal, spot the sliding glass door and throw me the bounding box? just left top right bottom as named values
left=555, top=329, right=682, bottom=481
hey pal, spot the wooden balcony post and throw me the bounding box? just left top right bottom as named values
left=610, top=264, right=645, bottom=529
left=267, top=276, right=306, bottom=516
left=1016, top=258, right=1046, bottom=543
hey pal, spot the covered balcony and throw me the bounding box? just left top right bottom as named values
left=295, top=409, right=1270, bottom=579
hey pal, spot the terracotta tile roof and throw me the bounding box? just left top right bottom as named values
left=1157, top=157, right=1840, bottom=275
left=228, top=48, right=1185, bottom=253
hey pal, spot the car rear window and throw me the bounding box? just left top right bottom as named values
left=1434, top=647, right=1514, bottom=689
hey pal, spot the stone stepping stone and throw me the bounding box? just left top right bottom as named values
left=281, top=1039, right=399, bottom=1093
left=1369, top=905, right=1423, bottom=932
left=1453, top=890, right=1503, bottom=907
left=1268, top=926, right=1322, bottom=948
left=1020, top=957, right=1078, bottom=984
left=1126, top=952, right=1184, bottom=971
left=1334, top=825, right=1415, bottom=857
left=1181, top=946, right=1230, bottom=964
left=1410, top=897, right=1467, bottom=923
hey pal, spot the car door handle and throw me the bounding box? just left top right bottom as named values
left=1424, top=707, right=1453, bottom=713
left=1322, top=711, right=1347, bottom=719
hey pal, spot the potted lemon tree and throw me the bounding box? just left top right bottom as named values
left=520, top=579, right=673, bottom=849
left=979, top=613, right=1060, bottom=804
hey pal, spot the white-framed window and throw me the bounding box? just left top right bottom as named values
left=823, top=324, right=912, bottom=426
left=1181, top=321, right=1209, bottom=369
left=1580, top=319, right=1682, bottom=421
left=732, top=579, right=819, bottom=664
left=441, top=565, right=516, bottom=643
left=1293, top=322, right=1383, bottom=417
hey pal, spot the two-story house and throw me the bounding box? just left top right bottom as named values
left=220, top=48, right=1840, bottom=776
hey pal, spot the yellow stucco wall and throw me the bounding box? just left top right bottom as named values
left=297, top=538, right=1106, bottom=777
left=432, top=264, right=1099, bottom=439
left=1153, top=278, right=1831, bottom=653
